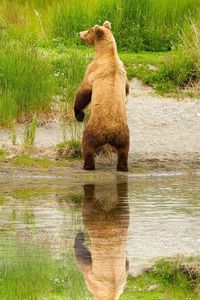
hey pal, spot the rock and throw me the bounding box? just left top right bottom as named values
left=146, top=284, right=160, bottom=291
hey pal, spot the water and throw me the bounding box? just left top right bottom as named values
left=0, top=172, right=199, bottom=299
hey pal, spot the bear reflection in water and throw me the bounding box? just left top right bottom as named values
left=74, top=180, right=129, bottom=300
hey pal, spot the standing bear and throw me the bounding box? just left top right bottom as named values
left=74, top=21, right=130, bottom=171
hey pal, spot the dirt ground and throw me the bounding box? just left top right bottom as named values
left=128, top=79, right=200, bottom=161
left=0, top=79, right=200, bottom=173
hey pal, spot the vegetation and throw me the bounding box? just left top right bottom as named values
left=123, top=259, right=200, bottom=300
left=1, top=0, right=198, bottom=52
left=0, top=38, right=53, bottom=128
left=49, top=48, right=91, bottom=103
left=10, top=187, right=52, bottom=200
left=0, top=148, right=8, bottom=161
left=153, top=18, right=200, bottom=94
left=51, top=0, right=200, bottom=52
left=9, top=155, right=72, bottom=168
left=57, top=140, right=82, bottom=159
left=23, top=117, right=37, bottom=151
left=0, top=238, right=199, bottom=300
left=10, top=126, right=17, bottom=145
left=0, top=238, right=91, bottom=300
left=0, top=0, right=200, bottom=125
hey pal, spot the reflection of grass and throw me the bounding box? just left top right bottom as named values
left=58, top=193, right=82, bottom=206
left=10, top=187, right=82, bottom=203
left=0, top=148, right=8, bottom=161
left=0, top=196, right=7, bottom=205
left=11, top=187, right=51, bottom=200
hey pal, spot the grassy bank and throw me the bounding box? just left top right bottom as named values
left=0, top=238, right=199, bottom=300
left=124, top=258, right=200, bottom=300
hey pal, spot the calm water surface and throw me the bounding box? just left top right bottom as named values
left=0, top=172, right=199, bottom=299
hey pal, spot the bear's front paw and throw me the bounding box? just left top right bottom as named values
left=75, top=110, right=85, bottom=122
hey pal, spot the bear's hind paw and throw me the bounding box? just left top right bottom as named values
left=83, top=164, right=95, bottom=171
left=117, top=164, right=128, bottom=172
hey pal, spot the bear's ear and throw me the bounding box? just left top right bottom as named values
left=103, top=21, right=111, bottom=30
left=94, top=24, right=104, bottom=39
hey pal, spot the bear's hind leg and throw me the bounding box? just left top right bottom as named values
left=117, top=144, right=129, bottom=172
left=82, top=141, right=95, bottom=171
left=109, top=130, right=129, bottom=172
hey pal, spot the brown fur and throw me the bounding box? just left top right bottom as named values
left=74, top=21, right=130, bottom=171
left=74, top=180, right=129, bottom=300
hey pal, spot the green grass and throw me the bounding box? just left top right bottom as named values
left=120, top=51, right=167, bottom=80
left=0, top=239, right=199, bottom=300
left=0, top=91, right=17, bottom=128
left=50, top=0, right=200, bottom=52
left=7, top=154, right=73, bottom=168
left=0, top=195, right=7, bottom=205
left=142, top=19, right=200, bottom=95
left=0, top=238, right=54, bottom=300
left=23, top=117, right=37, bottom=152
left=1, top=0, right=200, bottom=52
left=1, top=0, right=200, bottom=128
left=10, top=187, right=52, bottom=200
left=122, top=259, right=200, bottom=300
left=59, top=193, right=82, bottom=205
left=57, top=140, right=82, bottom=159
left=11, top=155, right=54, bottom=168
left=0, top=148, right=8, bottom=161
left=0, top=238, right=92, bottom=300
left=47, top=48, right=92, bottom=103
left=121, top=49, right=200, bottom=96
left=0, top=38, right=53, bottom=128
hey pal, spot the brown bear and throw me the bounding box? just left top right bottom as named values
left=74, top=180, right=129, bottom=300
left=74, top=21, right=130, bottom=172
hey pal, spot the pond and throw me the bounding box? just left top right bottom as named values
left=0, top=171, right=199, bottom=299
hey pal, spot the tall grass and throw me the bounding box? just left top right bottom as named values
left=51, top=0, right=200, bottom=51
left=23, top=117, right=37, bottom=152
left=1, top=0, right=200, bottom=51
left=0, top=0, right=52, bottom=41
left=0, top=38, right=53, bottom=127
left=147, top=19, right=200, bottom=93
left=0, top=91, right=17, bottom=128
left=51, top=49, right=91, bottom=103
left=181, top=19, right=200, bottom=77
left=0, top=0, right=200, bottom=129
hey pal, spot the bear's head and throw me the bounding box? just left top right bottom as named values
left=78, top=21, right=114, bottom=47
